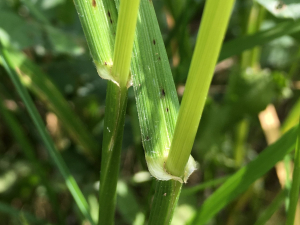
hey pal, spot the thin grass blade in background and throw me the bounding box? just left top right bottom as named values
left=0, top=43, right=95, bottom=225
left=189, top=126, right=297, bottom=225
left=219, top=20, right=300, bottom=62
left=0, top=48, right=99, bottom=159
left=282, top=98, right=300, bottom=134
left=287, top=120, right=300, bottom=224
left=0, top=100, right=63, bottom=223
left=181, top=176, right=229, bottom=196
left=0, top=202, right=51, bottom=225
left=254, top=190, right=286, bottom=225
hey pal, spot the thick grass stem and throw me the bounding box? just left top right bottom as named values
left=166, top=0, right=235, bottom=178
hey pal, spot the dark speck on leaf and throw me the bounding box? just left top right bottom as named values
left=92, top=0, right=96, bottom=7
left=161, top=89, right=165, bottom=97
left=166, top=108, right=169, bottom=112
left=110, top=19, right=113, bottom=24
left=276, top=1, right=285, bottom=9
left=104, top=62, right=107, bottom=65
left=146, top=136, right=149, bottom=141
left=153, top=39, right=156, bottom=45
left=108, top=11, right=111, bottom=17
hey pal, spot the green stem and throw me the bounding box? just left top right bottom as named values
left=148, top=180, right=182, bottom=225
left=241, top=2, right=265, bottom=70
left=234, top=119, right=249, bottom=168
left=166, top=0, right=235, bottom=177
left=288, top=46, right=300, bottom=79
left=284, top=154, right=292, bottom=211
left=98, top=0, right=140, bottom=224
left=286, top=120, right=300, bottom=225
left=98, top=82, right=128, bottom=224
left=73, top=0, right=140, bottom=223
left=111, top=0, right=140, bottom=88
left=0, top=43, right=95, bottom=225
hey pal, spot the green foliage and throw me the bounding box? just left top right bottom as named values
left=189, top=127, right=297, bottom=225
left=226, top=69, right=277, bottom=115
left=0, top=43, right=95, bottom=225
left=1, top=0, right=300, bottom=224
left=0, top=48, right=99, bottom=159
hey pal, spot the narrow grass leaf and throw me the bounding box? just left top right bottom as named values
left=0, top=47, right=99, bottom=159
left=0, top=202, right=50, bottom=225
left=189, top=126, right=297, bottom=225
left=0, top=43, right=95, bottom=225
left=219, top=19, right=300, bottom=62
left=0, top=100, right=63, bottom=223
left=73, top=0, right=116, bottom=82
left=254, top=190, right=286, bottom=225
left=281, top=98, right=300, bottom=134
left=125, top=0, right=186, bottom=221
left=181, top=176, right=229, bottom=196
left=287, top=121, right=300, bottom=225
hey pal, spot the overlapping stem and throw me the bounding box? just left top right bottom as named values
left=166, top=0, right=235, bottom=178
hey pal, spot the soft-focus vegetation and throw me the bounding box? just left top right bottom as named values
left=1, top=0, right=300, bottom=224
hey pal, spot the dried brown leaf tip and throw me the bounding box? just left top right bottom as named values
left=92, top=0, right=96, bottom=7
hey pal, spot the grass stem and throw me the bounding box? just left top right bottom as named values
left=98, top=0, right=140, bottom=224
left=166, top=0, right=235, bottom=178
